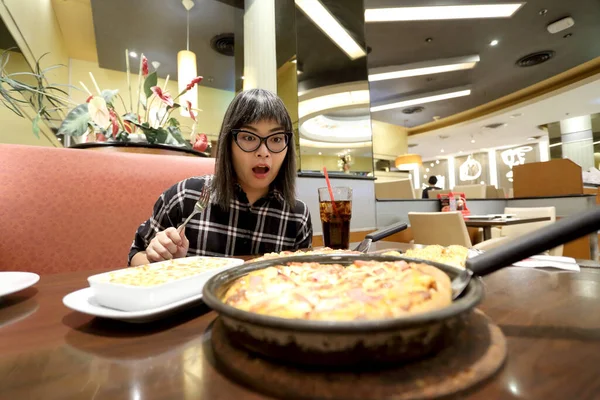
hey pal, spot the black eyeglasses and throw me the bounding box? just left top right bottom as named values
left=231, top=129, right=291, bottom=153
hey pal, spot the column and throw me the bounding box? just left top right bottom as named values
left=559, top=115, right=594, bottom=170
left=243, top=0, right=277, bottom=92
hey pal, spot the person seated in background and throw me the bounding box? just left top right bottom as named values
left=422, top=176, right=442, bottom=199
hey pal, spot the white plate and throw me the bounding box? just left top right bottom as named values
left=62, top=287, right=205, bottom=323
left=0, top=272, right=40, bottom=297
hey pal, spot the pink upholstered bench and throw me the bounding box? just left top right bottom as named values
left=0, top=144, right=215, bottom=274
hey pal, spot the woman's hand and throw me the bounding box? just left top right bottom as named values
left=146, top=227, right=189, bottom=262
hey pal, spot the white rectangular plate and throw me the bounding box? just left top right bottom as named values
left=87, top=256, right=244, bottom=312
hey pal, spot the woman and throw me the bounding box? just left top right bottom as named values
left=129, top=89, right=312, bottom=265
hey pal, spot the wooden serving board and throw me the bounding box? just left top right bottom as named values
left=209, top=309, right=507, bottom=400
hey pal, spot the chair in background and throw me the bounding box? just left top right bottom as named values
left=453, top=184, right=486, bottom=199
left=408, top=212, right=472, bottom=247
left=427, top=189, right=451, bottom=199
left=375, top=180, right=415, bottom=200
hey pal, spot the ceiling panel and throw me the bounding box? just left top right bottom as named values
left=91, top=0, right=239, bottom=91
left=364, top=0, right=600, bottom=127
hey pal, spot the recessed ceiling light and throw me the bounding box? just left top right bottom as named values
left=471, top=139, right=476, bottom=143
left=426, top=168, right=430, bottom=172
left=369, top=55, right=480, bottom=82
left=490, top=39, right=499, bottom=46
left=423, top=174, right=428, bottom=179
left=365, top=3, right=524, bottom=22
left=296, top=0, right=366, bottom=60
left=430, top=162, right=434, bottom=167
left=436, top=160, right=440, bottom=164
left=318, top=152, right=322, bottom=155
left=371, top=86, right=471, bottom=113
left=539, top=9, right=548, bottom=16
left=459, top=150, right=463, bottom=154
left=440, top=149, right=445, bottom=153
left=129, top=51, right=138, bottom=58
left=425, top=37, right=433, bottom=43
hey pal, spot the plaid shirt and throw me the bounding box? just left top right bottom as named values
left=128, top=175, right=313, bottom=263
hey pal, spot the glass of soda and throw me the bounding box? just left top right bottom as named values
left=318, top=187, right=352, bottom=249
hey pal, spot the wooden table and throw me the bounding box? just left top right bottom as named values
left=2, top=252, right=600, bottom=399
left=464, top=216, right=552, bottom=240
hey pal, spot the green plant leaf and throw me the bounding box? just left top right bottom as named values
left=57, top=104, right=89, bottom=136
left=32, top=107, right=44, bottom=138
left=143, top=71, right=158, bottom=99
left=167, top=117, right=180, bottom=128
left=167, top=103, right=181, bottom=111
left=167, top=126, right=189, bottom=147
left=101, top=89, right=119, bottom=105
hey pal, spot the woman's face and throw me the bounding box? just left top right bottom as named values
left=231, top=119, right=289, bottom=195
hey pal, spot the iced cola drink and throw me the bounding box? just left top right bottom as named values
left=318, top=187, right=352, bottom=249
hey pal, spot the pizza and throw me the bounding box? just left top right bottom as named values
left=104, top=258, right=233, bottom=287
left=383, top=245, right=470, bottom=268
left=248, top=247, right=363, bottom=263
left=222, top=260, right=452, bottom=321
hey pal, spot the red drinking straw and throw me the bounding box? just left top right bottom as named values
left=323, top=167, right=338, bottom=214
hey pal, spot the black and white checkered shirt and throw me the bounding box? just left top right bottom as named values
left=128, top=175, right=313, bottom=263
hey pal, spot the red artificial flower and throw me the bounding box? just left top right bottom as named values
left=185, top=76, right=203, bottom=91
left=124, top=114, right=140, bottom=133
left=186, top=100, right=196, bottom=122
left=142, top=56, right=149, bottom=77
left=193, top=133, right=208, bottom=152
left=150, top=86, right=174, bottom=107
left=86, top=95, right=93, bottom=103
left=109, top=109, right=119, bottom=138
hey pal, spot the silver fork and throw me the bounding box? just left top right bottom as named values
left=177, top=184, right=211, bottom=233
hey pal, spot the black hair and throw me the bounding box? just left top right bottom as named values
left=428, top=175, right=438, bottom=185
left=212, top=88, right=296, bottom=209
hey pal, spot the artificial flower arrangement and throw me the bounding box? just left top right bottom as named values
left=0, top=49, right=209, bottom=153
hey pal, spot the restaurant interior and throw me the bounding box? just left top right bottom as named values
left=2, top=1, right=600, bottom=399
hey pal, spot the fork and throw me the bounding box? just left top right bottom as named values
left=177, top=184, right=211, bottom=233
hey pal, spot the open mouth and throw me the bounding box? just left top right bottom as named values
left=252, top=166, right=270, bottom=174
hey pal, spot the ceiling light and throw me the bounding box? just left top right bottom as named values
left=129, top=51, right=138, bottom=58
left=291, top=59, right=298, bottom=64
left=318, top=152, right=322, bottom=155
left=295, top=0, right=366, bottom=60
left=395, top=154, right=422, bottom=170
left=300, top=138, right=372, bottom=149
left=371, top=87, right=471, bottom=113
left=430, top=163, right=434, bottom=167
left=241, top=76, right=245, bottom=80
left=178, top=0, right=198, bottom=117
left=299, top=89, right=370, bottom=118
left=426, top=168, right=430, bottom=172
left=365, top=3, right=524, bottom=22
left=441, top=149, right=445, bottom=153
left=369, top=55, right=480, bottom=82
left=436, top=160, right=440, bottom=164
left=549, top=142, right=562, bottom=148
left=423, top=175, right=427, bottom=179
left=490, top=39, right=499, bottom=46
left=471, top=138, right=476, bottom=143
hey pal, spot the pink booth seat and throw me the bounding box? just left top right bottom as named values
left=0, top=144, right=215, bottom=274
